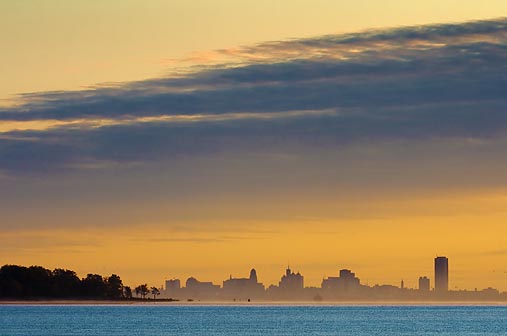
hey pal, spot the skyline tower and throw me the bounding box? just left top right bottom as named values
left=434, top=256, right=449, bottom=294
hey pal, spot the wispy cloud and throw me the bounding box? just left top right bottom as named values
left=131, top=235, right=255, bottom=244
left=0, top=231, right=102, bottom=252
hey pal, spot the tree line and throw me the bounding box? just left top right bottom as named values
left=0, top=264, right=134, bottom=299
left=133, top=284, right=160, bottom=299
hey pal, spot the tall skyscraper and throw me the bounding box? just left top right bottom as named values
left=434, top=256, right=449, bottom=294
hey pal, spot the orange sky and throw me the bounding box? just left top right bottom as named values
left=2, top=174, right=507, bottom=289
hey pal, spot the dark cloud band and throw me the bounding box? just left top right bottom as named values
left=1, top=18, right=507, bottom=175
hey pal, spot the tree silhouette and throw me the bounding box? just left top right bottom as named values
left=134, top=285, right=141, bottom=298
left=124, top=286, right=132, bottom=299
left=81, top=274, right=106, bottom=298
left=151, top=286, right=160, bottom=300
left=0, top=264, right=127, bottom=300
left=140, top=284, right=149, bottom=299
left=52, top=269, right=80, bottom=298
left=106, top=274, right=124, bottom=299
left=26, top=266, right=52, bottom=297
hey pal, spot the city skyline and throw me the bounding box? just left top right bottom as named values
left=157, top=256, right=506, bottom=301
left=2, top=2, right=507, bottom=292
left=158, top=255, right=505, bottom=294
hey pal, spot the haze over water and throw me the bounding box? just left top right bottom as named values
left=1, top=305, right=506, bottom=335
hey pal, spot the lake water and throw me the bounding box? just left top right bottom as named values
left=1, top=304, right=506, bottom=335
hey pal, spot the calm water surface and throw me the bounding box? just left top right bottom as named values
left=1, top=305, right=506, bottom=335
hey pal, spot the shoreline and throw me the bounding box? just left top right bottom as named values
left=2, top=300, right=507, bottom=306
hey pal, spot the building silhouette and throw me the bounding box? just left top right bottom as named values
left=265, top=266, right=307, bottom=300
left=418, top=276, right=430, bottom=292
left=222, top=268, right=265, bottom=299
left=164, top=278, right=181, bottom=298
left=321, top=269, right=360, bottom=293
left=185, top=277, right=220, bottom=299
left=279, top=266, right=304, bottom=291
left=434, top=256, right=449, bottom=294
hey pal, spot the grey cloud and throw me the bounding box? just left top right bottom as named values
left=1, top=18, right=507, bottom=175
left=3, top=101, right=507, bottom=176
left=1, top=18, right=507, bottom=121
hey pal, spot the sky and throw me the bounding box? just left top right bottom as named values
left=2, top=1, right=507, bottom=290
